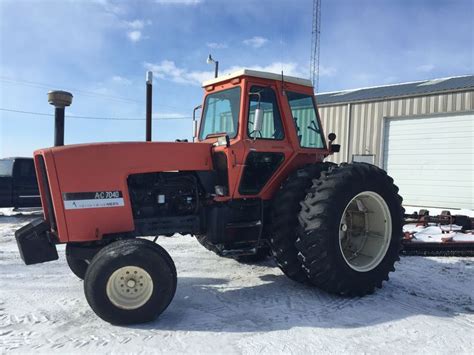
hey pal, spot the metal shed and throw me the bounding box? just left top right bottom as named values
left=316, top=75, right=474, bottom=209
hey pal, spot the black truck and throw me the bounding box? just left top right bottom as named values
left=0, top=158, right=41, bottom=208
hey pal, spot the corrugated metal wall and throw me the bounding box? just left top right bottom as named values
left=318, top=91, right=474, bottom=166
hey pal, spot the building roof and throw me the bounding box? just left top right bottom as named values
left=316, top=74, right=474, bottom=105
left=202, top=69, right=313, bottom=88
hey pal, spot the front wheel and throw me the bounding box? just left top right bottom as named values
left=65, top=244, right=89, bottom=280
left=84, top=239, right=177, bottom=324
left=296, top=163, right=404, bottom=296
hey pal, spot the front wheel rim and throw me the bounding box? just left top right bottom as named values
left=339, top=191, right=392, bottom=272
left=106, top=266, right=154, bottom=310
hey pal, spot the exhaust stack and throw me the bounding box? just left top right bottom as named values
left=146, top=71, right=153, bottom=141
left=47, top=90, right=73, bottom=147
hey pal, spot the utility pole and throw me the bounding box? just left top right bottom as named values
left=310, top=0, right=322, bottom=91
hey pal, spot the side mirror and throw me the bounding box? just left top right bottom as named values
left=253, top=107, right=264, bottom=134
left=328, top=132, right=339, bottom=153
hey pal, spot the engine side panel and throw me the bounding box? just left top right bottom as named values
left=37, top=142, right=213, bottom=243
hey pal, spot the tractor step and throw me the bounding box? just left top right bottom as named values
left=226, top=220, right=262, bottom=229
left=220, top=247, right=258, bottom=257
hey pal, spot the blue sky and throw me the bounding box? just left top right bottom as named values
left=1, top=0, right=472, bottom=157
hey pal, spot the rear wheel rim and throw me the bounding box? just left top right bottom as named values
left=106, top=266, right=154, bottom=310
left=339, top=191, right=392, bottom=272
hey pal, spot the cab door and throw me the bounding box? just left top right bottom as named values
left=235, top=84, right=293, bottom=197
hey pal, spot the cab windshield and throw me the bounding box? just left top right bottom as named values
left=199, top=87, right=241, bottom=140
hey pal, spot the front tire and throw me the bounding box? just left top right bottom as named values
left=296, top=163, right=403, bottom=296
left=65, top=244, right=89, bottom=280
left=84, top=239, right=177, bottom=324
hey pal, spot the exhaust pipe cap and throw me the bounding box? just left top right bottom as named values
left=146, top=71, right=153, bottom=84
left=48, top=90, right=73, bottom=108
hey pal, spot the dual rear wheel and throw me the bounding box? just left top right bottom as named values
left=271, top=162, right=403, bottom=296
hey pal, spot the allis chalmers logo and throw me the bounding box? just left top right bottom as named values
left=63, top=191, right=124, bottom=210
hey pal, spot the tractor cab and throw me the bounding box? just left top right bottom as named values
left=197, top=69, right=333, bottom=200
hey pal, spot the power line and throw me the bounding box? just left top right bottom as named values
left=0, top=76, right=144, bottom=104
left=0, top=76, right=196, bottom=112
left=0, top=108, right=192, bottom=121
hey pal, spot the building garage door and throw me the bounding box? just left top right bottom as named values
left=383, top=112, right=474, bottom=209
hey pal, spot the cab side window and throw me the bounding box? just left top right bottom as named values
left=287, top=91, right=325, bottom=148
left=247, top=86, right=284, bottom=140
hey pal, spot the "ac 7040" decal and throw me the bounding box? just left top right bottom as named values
left=63, top=191, right=125, bottom=210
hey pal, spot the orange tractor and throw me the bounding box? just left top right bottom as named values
left=16, top=69, right=403, bottom=324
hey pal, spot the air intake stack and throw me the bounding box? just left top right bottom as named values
left=47, top=90, right=73, bottom=147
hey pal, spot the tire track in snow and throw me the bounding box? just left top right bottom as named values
left=2, top=213, right=474, bottom=353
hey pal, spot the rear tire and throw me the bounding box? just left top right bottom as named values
left=296, top=163, right=404, bottom=296
left=66, top=244, right=89, bottom=280
left=84, top=239, right=177, bottom=325
left=269, top=163, right=335, bottom=282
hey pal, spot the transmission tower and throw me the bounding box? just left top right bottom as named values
left=310, top=0, right=322, bottom=91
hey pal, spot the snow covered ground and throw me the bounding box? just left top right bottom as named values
left=1, top=213, right=473, bottom=354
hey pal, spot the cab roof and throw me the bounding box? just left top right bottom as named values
left=202, top=69, right=314, bottom=88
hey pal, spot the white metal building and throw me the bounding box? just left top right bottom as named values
left=316, top=75, right=474, bottom=210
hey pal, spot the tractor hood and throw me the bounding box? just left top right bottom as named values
left=39, top=141, right=214, bottom=194
left=33, top=142, right=213, bottom=242
left=46, top=141, right=212, bottom=174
